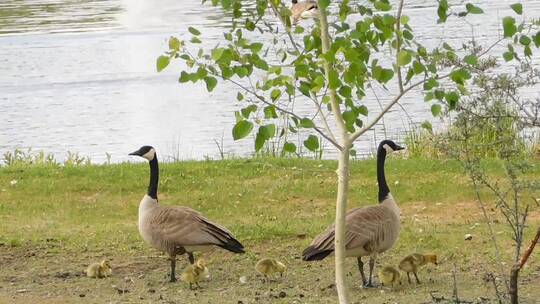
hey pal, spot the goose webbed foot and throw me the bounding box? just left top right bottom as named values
left=362, top=281, right=378, bottom=288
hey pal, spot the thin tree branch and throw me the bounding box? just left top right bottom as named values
left=318, top=5, right=349, bottom=146
left=395, top=0, right=405, bottom=93
left=269, top=1, right=302, bottom=55
left=350, top=72, right=452, bottom=142
left=224, top=76, right=343, bottom=149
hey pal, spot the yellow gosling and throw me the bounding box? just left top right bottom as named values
left=86, top=260, right=112, bottom=278
left=255, top=258, right=287, bottom=282
left=181, top=259, right=209, bottom=289
left=378, top=266, right=401, bottom=289
left=399, top=253, right=438, bottom=284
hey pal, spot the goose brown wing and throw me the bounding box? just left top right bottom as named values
left=308, top=205, right=394, bottom=252
left=149, top=206, right=244, bottom=252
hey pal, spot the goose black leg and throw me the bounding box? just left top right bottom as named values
left=364, top=255, right=377, bottom=288
left=169, top=256, right=177, bottom=282
left=407, top=272, right=412, bottom=284
left=413, top=271, right=421, bottom=284
left=187, top=252, right=195, bottom=264
left=357, top=257, right=367, bottom=286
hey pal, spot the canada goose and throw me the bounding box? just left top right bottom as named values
left=129, top=146, right=245, bottom=282
left=398, top=253, right=438, bottom=284
left=255, top=258, right=287, bottom=281
left=181, top=258, right=209, bottom=289
left=302, top=139, right=404, bottom=288
left=86, top=260, right=112, bottom=278
left=378, top=265, right=402, bottom=289
left=290, top=0, right=318, bottom=25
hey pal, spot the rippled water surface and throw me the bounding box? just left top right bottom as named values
left=1, top=0, right=539, bottom=162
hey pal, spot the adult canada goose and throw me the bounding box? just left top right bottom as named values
left=129, top=145, right=245, bottom=282
left=302, top=140, right=404, bottom=287
left=290, top=0, right=318, bottom=25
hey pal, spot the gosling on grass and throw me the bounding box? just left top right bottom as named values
left=378, top=266, right=402, bottom=289
left=86, top=260, right=112, bottom=278
left=255, top=258, right=286, bottom=282
left=181, top=259, right=209, bottom=289
left=399, top=253, right=438, bottom=284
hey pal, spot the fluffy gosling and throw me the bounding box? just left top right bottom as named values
left=398, top=253, right=438, bottom=284
left=255, top=258, right=286, bottom=282
left=181, top=259, right=209, bottom=289
left=378, top=266, right=402, bottom=289
left=86, top=260, right=112, bottom=278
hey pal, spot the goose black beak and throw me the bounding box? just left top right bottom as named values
left=129, top=150, right=141, bottom=156
left=396, top=145, right=405, bottom=151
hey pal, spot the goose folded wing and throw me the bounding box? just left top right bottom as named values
left=310, top=206, right=393, bottom=251
left=149, top=206, right=234, bottom=246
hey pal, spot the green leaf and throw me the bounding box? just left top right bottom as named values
left=374, top=1, right=392, bottom=11
left=519, top=35, right=531, bottom=46
left=423, top=78, right=439, bottom=90
left=283, top=142, right=297, bottom=154
left=503, top=51, right=514, bottom=62
left=421, top=121, right=433, bottom=132
left=300, top=118, right=315, bottom=128
left=232, top=120, right=253, bottom=140
left=254, top=132, right=266, bottom=152
left=156, top=55, right=170, bottom=72
left=534, top=32, right=540, bottom=47
left=465, top=3, right=483, bottom=14
left=241, top=105, right=257, bottom=118
left=431, top=104, right=442, bottom=117
left=211, top=48, right=225, bottom=61
left=270, top=89, right=281, bottom=101
left=437, top=0, right=448, bottom=23
left=179, top=71, right=190, bottom=83
left=303, top=135, right=319, bottom=152
left=188, top=26, right=201, bottom=36
left=319, top=0, right=330, bottom=10
left=463, top=54, right=478, bottom=65
left=328, top=70, right=341, bottom=89
left=503, top=17, right=517, bottom=38
left=445, top=91, right=460, bottom=109
left=259, top=124, right=276, bottom=140
left=413, top=61, right=424, bottom=74
left=236, top=92, right=244, bottom=101
left=264, top=105, right=278, bottom=119
left=510, top=3, right=522, bottom=15
left=168, top=37, right=181, bottom=51
left=204, top=76, right=217, bottom=92
left=397, top=50, right=412, bottom=66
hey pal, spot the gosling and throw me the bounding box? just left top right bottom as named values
left=86, top=260, right=112, bottom=278
left=378, top=266, right=402, bottom=289
left=399, top=253, right=438, bottom=284
left=181, top=259, right=209, bottom=289
left=255, top=258, right=286, bottom=282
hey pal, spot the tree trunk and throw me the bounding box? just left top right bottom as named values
left=334, top=148, right=351, bottom=304
left=509, top=263, right=520, bottom=304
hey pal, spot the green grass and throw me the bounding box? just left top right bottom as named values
left=0, top=157, right=539, bottom=303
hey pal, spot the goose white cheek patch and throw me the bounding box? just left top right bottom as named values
left=142, top=149, right=155, bottom=161
left=383, top=144, right=394, bottom=153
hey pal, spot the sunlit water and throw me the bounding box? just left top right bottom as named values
left=0, top=0, right=539, bottom=163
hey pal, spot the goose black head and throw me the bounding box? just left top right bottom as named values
left=378, top=140, right=405, bottom=154
left=129, top=145, right=156, bottom=161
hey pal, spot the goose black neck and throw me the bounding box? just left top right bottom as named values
left=377, top=148, right=389, bottom=202
left=148, top=156, right=159, bottom=199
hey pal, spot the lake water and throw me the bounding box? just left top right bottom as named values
left=1, top=0, right=539, bottom=163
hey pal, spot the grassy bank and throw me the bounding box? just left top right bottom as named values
left=0, top=157, right=539, bottom=303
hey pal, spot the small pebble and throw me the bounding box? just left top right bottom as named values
left=79, top=294, right=85, bottom=298
left=279, top=291, right=287, bottom=298
left=464, top=234, right=473, bottom=240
